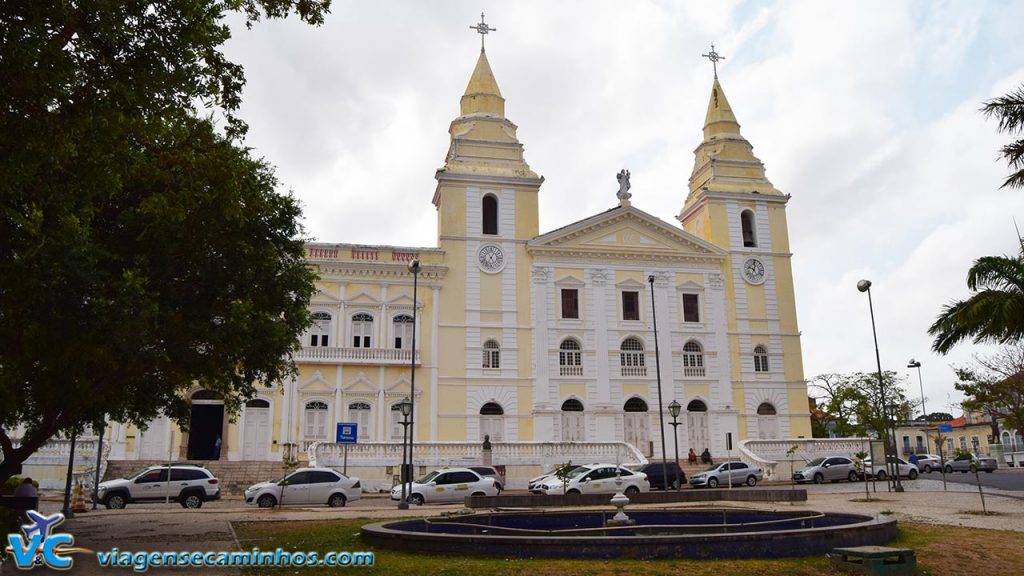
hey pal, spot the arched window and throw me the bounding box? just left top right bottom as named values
left=682, top=340, right=705, bottom=377
left=753, top=345, right=769, bottom=372
left=482, top=194, right=498, bottom=235
left=349, top=401, right=371, bottom=440
left=482, top=339, right=500, bottom=369
left=620, top=337, right=646, bottom=377
left=303, top=400, right=328, bottom=440
left=246, top=398, right=270, bottom=408
left=479, top=402, right=504, bottom=442
left=561, top=398, right=584, bottom=441
left=393, top=314, right=414, bottom=349
left=741, top=209, right=757, bottom=248
left=756, top=402, right=778, bottom=439
left=687, top=399, right=707, bottom=412
left=351, top=313, right=373, bottom=348
left=559, top=339, right=582, bottom=376
left=623, top=398, right=649, bottom=455
left=390, top=403, right=405, bottom=441
left=309, top=311, right=331, bottom=347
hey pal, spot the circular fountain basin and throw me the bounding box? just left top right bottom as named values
left=362, top=508, right=896, bottom=559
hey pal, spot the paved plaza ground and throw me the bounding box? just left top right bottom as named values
left=7, top=472, right=1023, bottom=575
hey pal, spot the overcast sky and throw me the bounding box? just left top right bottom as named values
left=223, top=0, right=1024, bottom=416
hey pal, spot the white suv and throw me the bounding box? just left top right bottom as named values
left=96, top=464, right=220, bottom=509
left=245, top=467, right=362, bottom=508
left=535, top=464, right=650, bottom=496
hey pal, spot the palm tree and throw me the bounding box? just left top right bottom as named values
left=982, top=84, right=1024, bottom=190
left=929, top=248, right=1024, bottom=353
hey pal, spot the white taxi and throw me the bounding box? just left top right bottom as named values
left=536, top=463, right=650, bottom=496
left=391, top=467, right=498, bottom=505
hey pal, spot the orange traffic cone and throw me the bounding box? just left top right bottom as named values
left=72, top=481, right=88, bottom=513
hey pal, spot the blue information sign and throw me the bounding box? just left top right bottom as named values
left=939, top=424, right=953, bottom=433
left=336, top=423, right=358, bottom=444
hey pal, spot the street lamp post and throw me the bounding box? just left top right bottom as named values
left=856, top=279, right=901, bottom=492
left=887, top=402, right=904, bottom=492
left=648, top=275, right=670, bottom=490
left=407, top=259, right=421, bottom=497
left=907, top=359, right=925, bottom=419
left=397, top=396, right=413, bottom=510
left=668, top=400, right=682, bottom=491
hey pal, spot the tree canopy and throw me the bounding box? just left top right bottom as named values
left=981, top=83, right=1024, bottom=190
left=809, top=372, right=915, bottom=441
left=0, top=1, right=329, bottom=482
left=954, top=344, right=1024, bottom=437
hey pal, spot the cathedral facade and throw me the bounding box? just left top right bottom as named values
left=111, top=45, right=810, bottom=467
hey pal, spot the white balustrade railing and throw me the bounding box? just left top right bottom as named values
left=296, top=346, right=420, bottom=365
left=314, top=441, right=649, bottom=469
left=739, top=437, right=872, bottom=480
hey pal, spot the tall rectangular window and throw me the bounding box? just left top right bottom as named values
left=682, top=294, right=700, bottom=323
left=561, top=289, right=579, bottom=319
left=622, top=291, right=639, bottom=321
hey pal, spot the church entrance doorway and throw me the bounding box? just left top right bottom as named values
left=686, top=399, right=708, bottom=454
left=242, top=398, right=271, bottom=460
left=187, top=390, right=225, bottom=460
left=623, top=397, right=650, bottom=455
left=757, top=402, right=779, bottom=439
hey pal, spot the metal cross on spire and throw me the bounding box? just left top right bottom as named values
left=470, top=12, right=496, bottom=52
left=702, top=43, right=726, bottom=79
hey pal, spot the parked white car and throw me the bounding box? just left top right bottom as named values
left=689, top=461, right=764, bottom=488
left=534, top=464, right=650, bottom=496
left=862, top=457, right=919, bottom=480
left=245, top=467, right=362, bottom=508
left=96, top=464, right=220, bottom=509
left=391, top=467, right=498, bottom=505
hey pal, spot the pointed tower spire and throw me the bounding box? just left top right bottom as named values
left=681, top=75, right=783, bottom=214
left=461, top=50, right=504, bottom=117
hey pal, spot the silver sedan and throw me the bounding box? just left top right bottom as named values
left=689, top=461, right=763, bottom=488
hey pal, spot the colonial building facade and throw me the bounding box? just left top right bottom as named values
left=106, top=45, right=811, bottom=468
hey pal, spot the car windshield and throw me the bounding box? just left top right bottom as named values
left=806, top=458, right=825, bottom=466
left=416, top=471, right=440, bottom=484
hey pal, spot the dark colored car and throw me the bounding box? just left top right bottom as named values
left=638, top=462, right=686, bottom=490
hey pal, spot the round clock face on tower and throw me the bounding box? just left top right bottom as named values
left=742, top=257, right=766, bottom=285
left=477, top=244, right=505, bottom=273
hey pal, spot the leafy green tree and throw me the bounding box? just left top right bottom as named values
left=982, top=84, right=1024, bottom=190
left=953, top=344, right=1024, bottom=442
left=0, top=1, right=329, bottom=483
left=915, top=412, right=954, bottom=422
left=809, top=372, right=914, bottom=442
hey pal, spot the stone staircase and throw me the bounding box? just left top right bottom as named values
left=103, top=460, right=289, bottom=496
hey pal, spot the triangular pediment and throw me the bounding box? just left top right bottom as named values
left=310, top=288, right=342, bottom=304
left=298, top=371, right=332, bottom=392
left=345, top=291, right=381, bottom=306
left=343, top=372, right=377, bottom=394
left=528, top=206, right=726, bottom=260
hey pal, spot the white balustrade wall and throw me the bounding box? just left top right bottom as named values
left=739, top=437, right=871, bottom=479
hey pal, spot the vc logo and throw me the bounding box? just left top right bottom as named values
left=4, top=510, right=81, bottom=570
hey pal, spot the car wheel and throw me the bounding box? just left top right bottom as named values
left=985, top=469, right=994, bottom=474
left=624, top=486, right=640, bottom=496
left=328, top=493, right=346, bottom=508
left=671, top=479, right=680, bottom=490
left=257, top=494, right=276, bottom=508
left=875, top=470, right=887, bottom=481
left=566, top=489, right=581, bottom=495
left=923, top=465, right=932, bottom=473
left=813, top=473, right=824, bottom=484
left=848, top=471, right=859, bottom=482
left=471, top=491, right=486, bottom=498
left=181, top=493, right=203, bottom=509
left=707, top=477, right=719, bottom=489
left=908, top=469, right=918, bottom=480
left=746, top=476, right=757, bottom=487
left=104, top=493, right=127, bottom=510
left=409, top=493, right=425, bottom=506
left=945, top=465, right=953, bottom=474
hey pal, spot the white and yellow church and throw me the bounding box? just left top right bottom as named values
left=102, top=39, right=810, bottom=488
